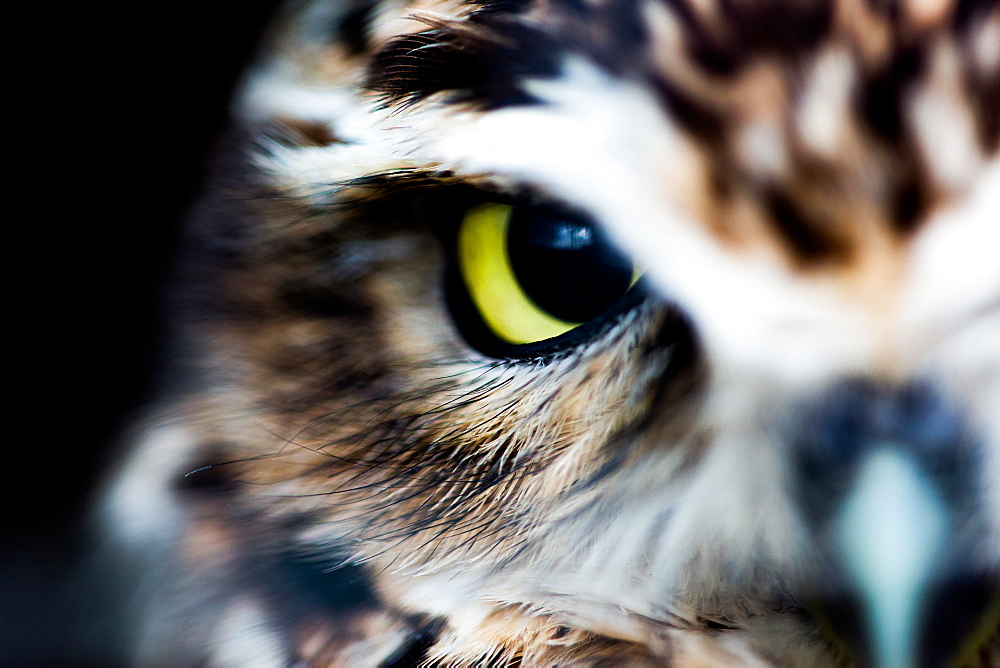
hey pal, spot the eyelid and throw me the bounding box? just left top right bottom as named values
left=457, top=203, right=579, bottom=345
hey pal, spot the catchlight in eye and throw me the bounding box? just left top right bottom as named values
left=453, top=201, right=639, bottom=355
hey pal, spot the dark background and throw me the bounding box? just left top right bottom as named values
left=6, top=2, right=284, bottom=661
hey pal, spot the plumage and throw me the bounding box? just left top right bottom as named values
left=101, top=0, right=1000, bottom=664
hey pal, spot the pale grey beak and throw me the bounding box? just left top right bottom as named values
left=834, top=446, right=949, bottom=668
left=792, top=381, right=997, bottom=667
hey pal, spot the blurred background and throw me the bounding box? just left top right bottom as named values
left=5, top=2, right=283, bottom=661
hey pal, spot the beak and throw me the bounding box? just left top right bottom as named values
left=794, top=383, right=1000, bottom=667
left=834, top=447, right=952, bottom=667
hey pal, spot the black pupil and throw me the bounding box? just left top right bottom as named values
left=507, top=208, right=634, bottom=323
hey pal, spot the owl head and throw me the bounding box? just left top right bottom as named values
left=104, top=0, right=1000, bottom=664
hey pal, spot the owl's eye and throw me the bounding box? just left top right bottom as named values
left=451, top=201, right=640, bottom=356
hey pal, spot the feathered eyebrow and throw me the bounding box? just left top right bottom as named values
left=363, top=18, right=564, bottom=110
left=345, top=168, right=458, bottom=191
left=332, top=169, right=593, bottom=237
left=336, top=169, right=489, bottom=204
left=338, top=164, right=546, bottom=201
left=329, top=169, right=488, bottom=221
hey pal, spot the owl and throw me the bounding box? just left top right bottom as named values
left=99, top=0, right=1000, bottom=665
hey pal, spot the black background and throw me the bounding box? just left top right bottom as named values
left=7, top=2, right=284, bottom=660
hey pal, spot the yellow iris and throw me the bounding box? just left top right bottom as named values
left=457, top=203, right=580, bottom=345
